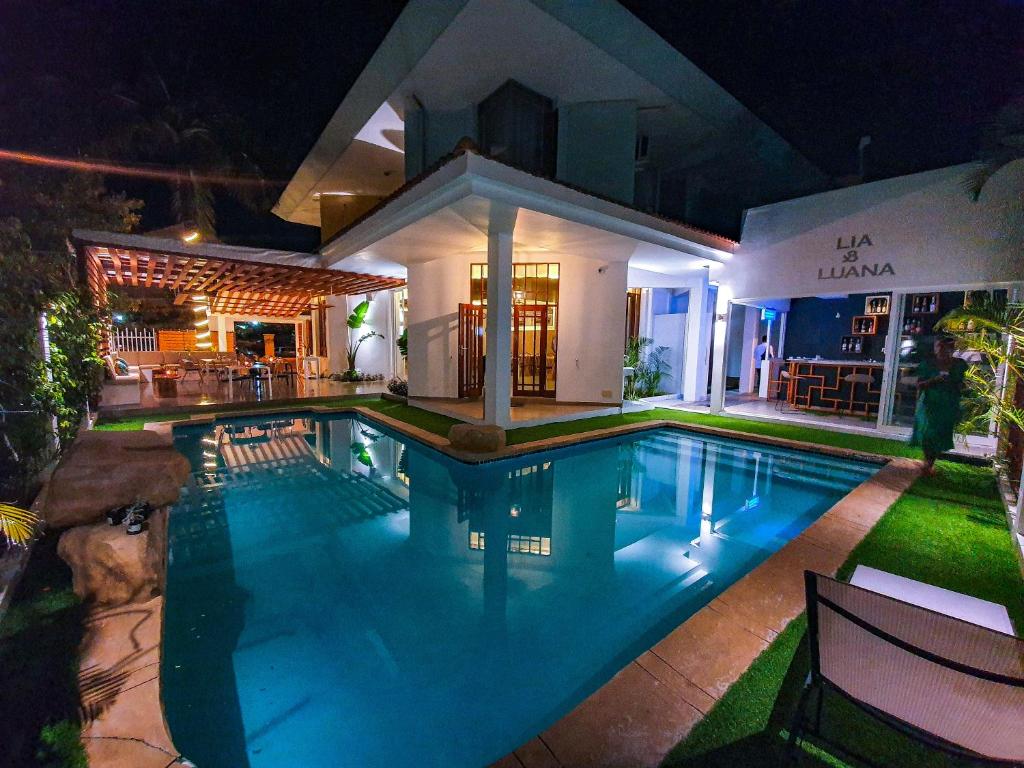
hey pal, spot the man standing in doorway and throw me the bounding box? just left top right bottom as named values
left=753, top=335, right=774, bottom=391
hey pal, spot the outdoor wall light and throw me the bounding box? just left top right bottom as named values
left=182, top=230, right=201, bottom=243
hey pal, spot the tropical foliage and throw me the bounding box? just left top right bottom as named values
left=103, top=72, right=269, bottom=236
left=624, top=336, right=670, bottom=400
left=935, top=294, right=1024, bottom=439
left=344, top=300, right=383, bottom=376
left=0, top=167, right=140, bottom=500
left=0, top=503, right=38, bottom=547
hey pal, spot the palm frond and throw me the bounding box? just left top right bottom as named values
left=0, top=502, right=39, bottom=546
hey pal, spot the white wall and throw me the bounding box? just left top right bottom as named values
left=408, top=253, right=476, bottom=398
left=326, top=292, right=397, bottom=377
left=730, top=163, right=1024, bottom=301
left=543, top=253, right=627, bottom=404
left=406, top=250, right=626, bottom=404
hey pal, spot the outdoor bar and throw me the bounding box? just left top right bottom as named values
left=712, top=163, right=1024, bottom=438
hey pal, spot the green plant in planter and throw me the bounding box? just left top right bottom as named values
left=345, top=300, right=383, bottom=375
left=623, top=336, right=670, bottom=400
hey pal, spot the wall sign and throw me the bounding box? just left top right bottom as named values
left=818, top=234, right=895, bottom=280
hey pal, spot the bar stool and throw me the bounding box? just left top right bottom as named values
left=843, top=372, right=875, bottom=416
left=771, top=369, right=803, bottom=412
left=893, top=375, right=919, bottom=418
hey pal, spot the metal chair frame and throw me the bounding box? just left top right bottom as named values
left=789, top=571, right=1024, bottom=767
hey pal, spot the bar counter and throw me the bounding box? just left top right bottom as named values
left=774, top=358, right=884, bottom=415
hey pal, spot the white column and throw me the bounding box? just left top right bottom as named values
left=681, top=271, right=708, bottom=402
left=216, top=315, right=229, bottom=352
left=708, top=289, right=732, bottom=414
left=484, top=205, right=517, bottom=428
left=876, top=291, right=905, bottom=429
left=738, top=304, right=760, bottom=394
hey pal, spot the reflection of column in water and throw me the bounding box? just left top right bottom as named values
left=551, top=445, right=619, bottom=577
left=699, top=443, right=720, bottom=538
left=482, top=476, right=511, bottom=640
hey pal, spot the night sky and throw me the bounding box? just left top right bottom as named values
left=1, top=0, right=1021, bottom=250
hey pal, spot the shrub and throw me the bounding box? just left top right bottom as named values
left=386, top=377, right=408, bottom=397
left=37, top=720, right=87, bottom=768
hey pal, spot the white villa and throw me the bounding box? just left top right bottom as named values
left=76, top=0, right=1024, bottom=438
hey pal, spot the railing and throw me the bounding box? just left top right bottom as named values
left=111, top=326, right=157, bottom=353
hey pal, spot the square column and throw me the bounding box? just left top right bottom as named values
left=216, top=315, right=229, bottom=352
left=709, top=290, right=732, bottom=414
left=681, top=270, right=708, bottom=402
left=484, top=205, right=517, bottom=428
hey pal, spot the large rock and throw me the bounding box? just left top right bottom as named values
left=58, top=522, right=160, bottom=605
left=448, top=423, right=507, bottom=453
left=43, top=430, right=191, bottom=528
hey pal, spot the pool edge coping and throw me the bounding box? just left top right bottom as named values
left=103, top=403, right=918, bottom=768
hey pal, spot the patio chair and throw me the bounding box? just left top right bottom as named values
left=790, top=571, right=1024, bottom=766
left=177, top=357, right=203, bottom=385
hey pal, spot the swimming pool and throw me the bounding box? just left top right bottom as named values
left=163, top=414, right=877, bottom=768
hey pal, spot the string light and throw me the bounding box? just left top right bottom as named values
left=192, top=293, right=213, bottom=350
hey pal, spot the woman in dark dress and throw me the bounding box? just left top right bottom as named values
left=910, top=336, right=968, bottom=474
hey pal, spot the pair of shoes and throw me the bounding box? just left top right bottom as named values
left=105, top=500, right=154, bottom=534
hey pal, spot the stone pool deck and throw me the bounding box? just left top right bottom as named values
left=77, top=405, right=920, bottom=768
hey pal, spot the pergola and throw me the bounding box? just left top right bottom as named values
left=72, top=230, right=404, bottom=318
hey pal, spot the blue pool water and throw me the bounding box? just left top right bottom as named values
left=163, top=414, right=876, bottom=768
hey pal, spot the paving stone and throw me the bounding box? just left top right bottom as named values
left=541, top=662, right=703, bottom=768
left=514, top=737, right=561, bottom=768
left=634, top=651, right=716, bottom=715
left=650, top=605, right=769, bottom=699
left=83, top=736, right=178, bottom=768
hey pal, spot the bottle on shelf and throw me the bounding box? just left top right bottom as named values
left=929, top=296, right=937, bottom=313
left=855, top=338, right=863, bottom=353
left=841, top=338, right=849, bottom=352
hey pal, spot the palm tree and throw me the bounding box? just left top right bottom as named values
left=0, top=503, right=38, bottom=546
left=963, top=96, right=1024, bottom=200
left=103, top=72, right=268, bottom=236
left=936, top=294, right=1024, bottom=438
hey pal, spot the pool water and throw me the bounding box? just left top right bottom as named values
left=163, top=414, right=876, bottom=768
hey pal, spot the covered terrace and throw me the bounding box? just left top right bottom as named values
left=319, top=145, right=735, bottom=428
left=71, top=230, right=404, bottom=410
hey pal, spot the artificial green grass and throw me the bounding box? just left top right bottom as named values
left=0, top=534, right=87, bottom=767
left=663, top=462, right=1024, bottom=768
left=95, top=398, right=919, bottom=461
left=355, top=399, right=461, bottom=436
left=505, top=407, right=922, bottom=458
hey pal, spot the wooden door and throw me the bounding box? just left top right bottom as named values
left=513, top=304, right=556, bottom=397
left=458, top=303, right=485, bottom=398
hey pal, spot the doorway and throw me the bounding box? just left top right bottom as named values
left=463, top=263, right=560, bottom=399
